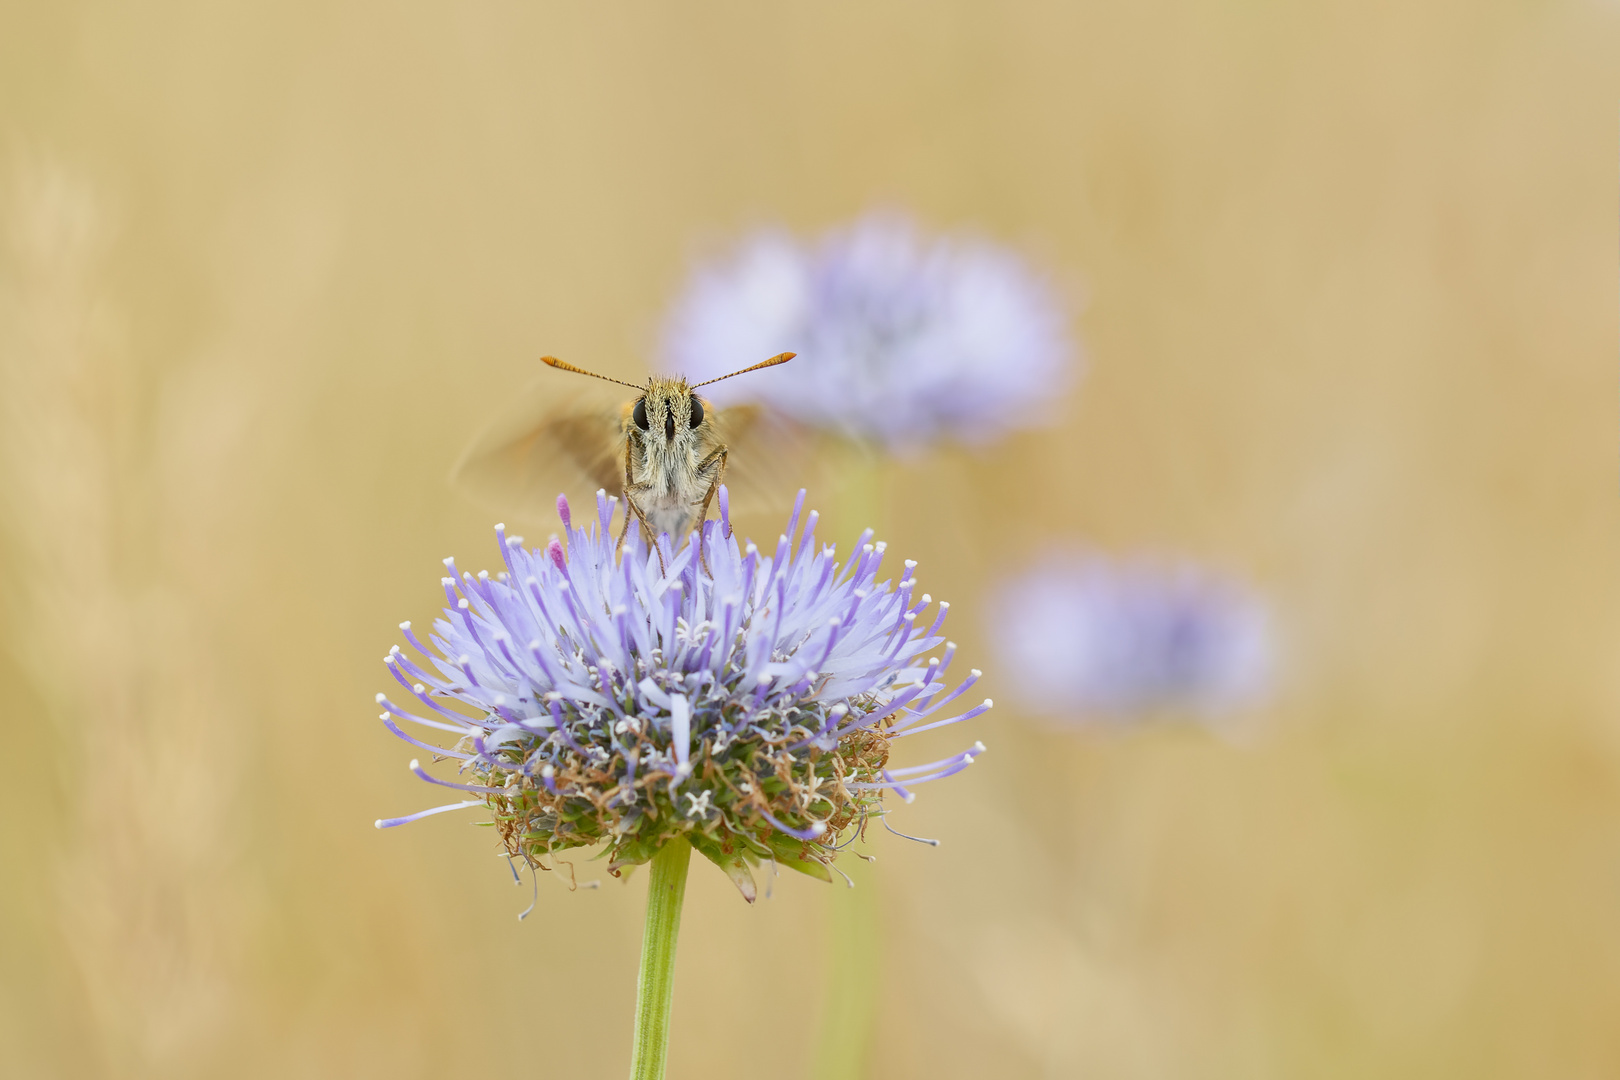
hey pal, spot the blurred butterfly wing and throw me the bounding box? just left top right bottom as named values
left=452, top=382, right=628, bottom=526
left=708, top=404, right=822, bottom=517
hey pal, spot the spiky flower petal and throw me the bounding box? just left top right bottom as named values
left=376, top=490, right=990, bottom=898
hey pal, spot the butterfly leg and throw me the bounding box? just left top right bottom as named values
left=616, top=500, right=632, bottom=552
left=694, top=445, right=728, bottom=577
left=618, top=493, right=665, bottom=573
left=642, top=511, right=668, bottom=576
left=616, top=442, right=637, bottom=554
left=620, top=443, right=664, bottom=573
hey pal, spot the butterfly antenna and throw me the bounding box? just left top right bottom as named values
left=690, top=351, right=796, bottom=389
left=541, top=355, right=646, bottom=390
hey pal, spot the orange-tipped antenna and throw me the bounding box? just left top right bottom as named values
left=690, top=352, right=796, bottom=389
left=541, top=355, right=646, bottom=390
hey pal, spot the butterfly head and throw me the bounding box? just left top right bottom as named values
left=632, top=377, right=707, bottom=445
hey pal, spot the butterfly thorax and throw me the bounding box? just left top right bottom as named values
left=624, top=376, right=723, bottom=540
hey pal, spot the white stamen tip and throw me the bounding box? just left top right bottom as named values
left=409, top=759, right=422, bottom=771
left=973, top=741, right=987, bottom=752
left=970, top=669, right=982, bottom=677
left=383, top=655, right=396, bottom=664
left=457, top=599, right=470, bottom=610
left=399, top=621, right=411, bottom=630
left=809, top=822, right=827, bottom=836
left=494, top=522, right=505, bottom=531
left=413, top=683, right=426, bottom=693
left=540, top=764, right=555, bottom=778
left=442, top=558, right=454, bottom=568
left=902, top=792, right=917, bottom=804
left=375, top=693, right=387, bottom=704
left=983, top=699, right=993, bottom=708
left=373, top=819, right=386, bottom=828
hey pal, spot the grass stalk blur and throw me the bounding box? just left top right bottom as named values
left=812, top=854, right=882, bottom=1080
left=629, top=837, right=693, bottom=1080
left=811, top=450, right=887, bottom=1080
left=0, top=161, right=255, bottom=1075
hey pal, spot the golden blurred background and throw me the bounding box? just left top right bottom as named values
left=2, top=2, right=1617, bottom=1077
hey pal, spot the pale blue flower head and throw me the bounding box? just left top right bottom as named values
left=989, top=552, right=1273, bottom=724
left=375, top=489, right=991, bottom=900
left=659, top=212, right=1076, bottom=451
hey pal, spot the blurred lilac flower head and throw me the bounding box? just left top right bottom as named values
left=660, top=212, right=1076, bottom=451
left=375, top=489, right=990, bottom=901
left=990, top=553, right=1273, bottom=724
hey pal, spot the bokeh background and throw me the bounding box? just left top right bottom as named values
left=2, top=2, right=1617, bottom=1077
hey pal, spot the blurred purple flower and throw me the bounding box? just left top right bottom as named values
left=989, top=553, right=1273, bottom=724
left=660, top=212, right=1077, bottom=451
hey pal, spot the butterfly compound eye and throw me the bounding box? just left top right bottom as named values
left=688, top=396, right=704, bottom=428
left=632, top=398, right=649, bottom=431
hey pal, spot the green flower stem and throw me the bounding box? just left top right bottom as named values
left=629, top=837, right=693, bottom=1080
left=813, top=448, right=887, bottom=1080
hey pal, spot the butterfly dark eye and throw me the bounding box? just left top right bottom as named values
left=632, top=398, right=649, bottom=431
left=688, top=396, right=704, bottom=428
